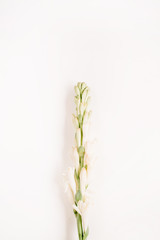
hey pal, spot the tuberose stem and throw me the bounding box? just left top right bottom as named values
left=77, top=213, right=83, bottom=240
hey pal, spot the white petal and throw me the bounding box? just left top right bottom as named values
left=77, top=200, right=88, bottom=214
left=72, top=147, right=79, bottom=172
left=76, top=128, right=81, bottom=147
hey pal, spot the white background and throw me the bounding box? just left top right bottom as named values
left=0, top=0, right=160, bottom=239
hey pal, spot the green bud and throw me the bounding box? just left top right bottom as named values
left=82, top=88, right=88, bottom=103
left=74, top=169, right=78, bottom=179
left=72, top=114, right=79, bottom=128
left=74, top=86, right=80, bottom=95
left=83, top=111, right=88, bottom=124
left=86, top=96, right=91, bottom=110
left=73, top=209, right=77, bottom=215
left=74, top=95, right=80, bottom=106
left=75, top=190, right=82, bottom=202
left=78, top=146, right=85, bottom=157
left=88, top=110, right=92, bottom=120
left=78, top=114, right=82, bottom=124
left=87, top=87, right=90, bottom=96
left=85, top=184, right=88, bottom=190
left=77, top=82, right=81, bottom=89
left=84, top=164, right=88, bottom=170
left=75, top=128, right=81, bottom=147
left=81, top=82, right=86, bottom=91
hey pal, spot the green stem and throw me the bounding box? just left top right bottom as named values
left=76, top=85, right=86, bottom=240
left=77, top=213, right=83, bottom=240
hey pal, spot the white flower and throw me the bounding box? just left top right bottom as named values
left=80, top=167, right=87, bottom=195
left=76, top=128, right=81, bottom=147
left=72, top=147, right=79, bottom=172
left=73, top=200, right=89, bottom=231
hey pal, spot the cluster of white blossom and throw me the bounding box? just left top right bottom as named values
left=64, top=82, right=95, bottom=240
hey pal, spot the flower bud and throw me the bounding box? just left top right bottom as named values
left=77, top=82, right=81, bottom=89
left=72, top=115, right=79, bottom=129
left=78, top=146, right=85, bottom=157
left=76, top=128, right=81, bottom=147
left=83, top=111, right=92, bottom=124
left=72, top=147, right=79, bottom=172
left=74, top=86, right=80, bottom=95
left=75, top=190, right=82, bottom=202
left=83, top=111, right=88, bottom=124
left=82, top=88, right=88, bottom=103
left=78, top=114, right=82, bottom=124
left=74, top=95, right=80, bottom=106
left=81, top=82, right=86, bottom=91
left=80, top=103, right=85, bottom=115
left=86, top=96, right=91, bottom=111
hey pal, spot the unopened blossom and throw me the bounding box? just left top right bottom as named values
left=76, top=128, right=81, bottom=147
left=72, top=114, right=79, bottom=129
left=72, top=147, right=79, bottom=172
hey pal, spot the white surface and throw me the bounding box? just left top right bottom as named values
left=0, top=0, right=160, bottom=239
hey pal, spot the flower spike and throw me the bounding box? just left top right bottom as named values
left=65, top=82, right=95, bottom=240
